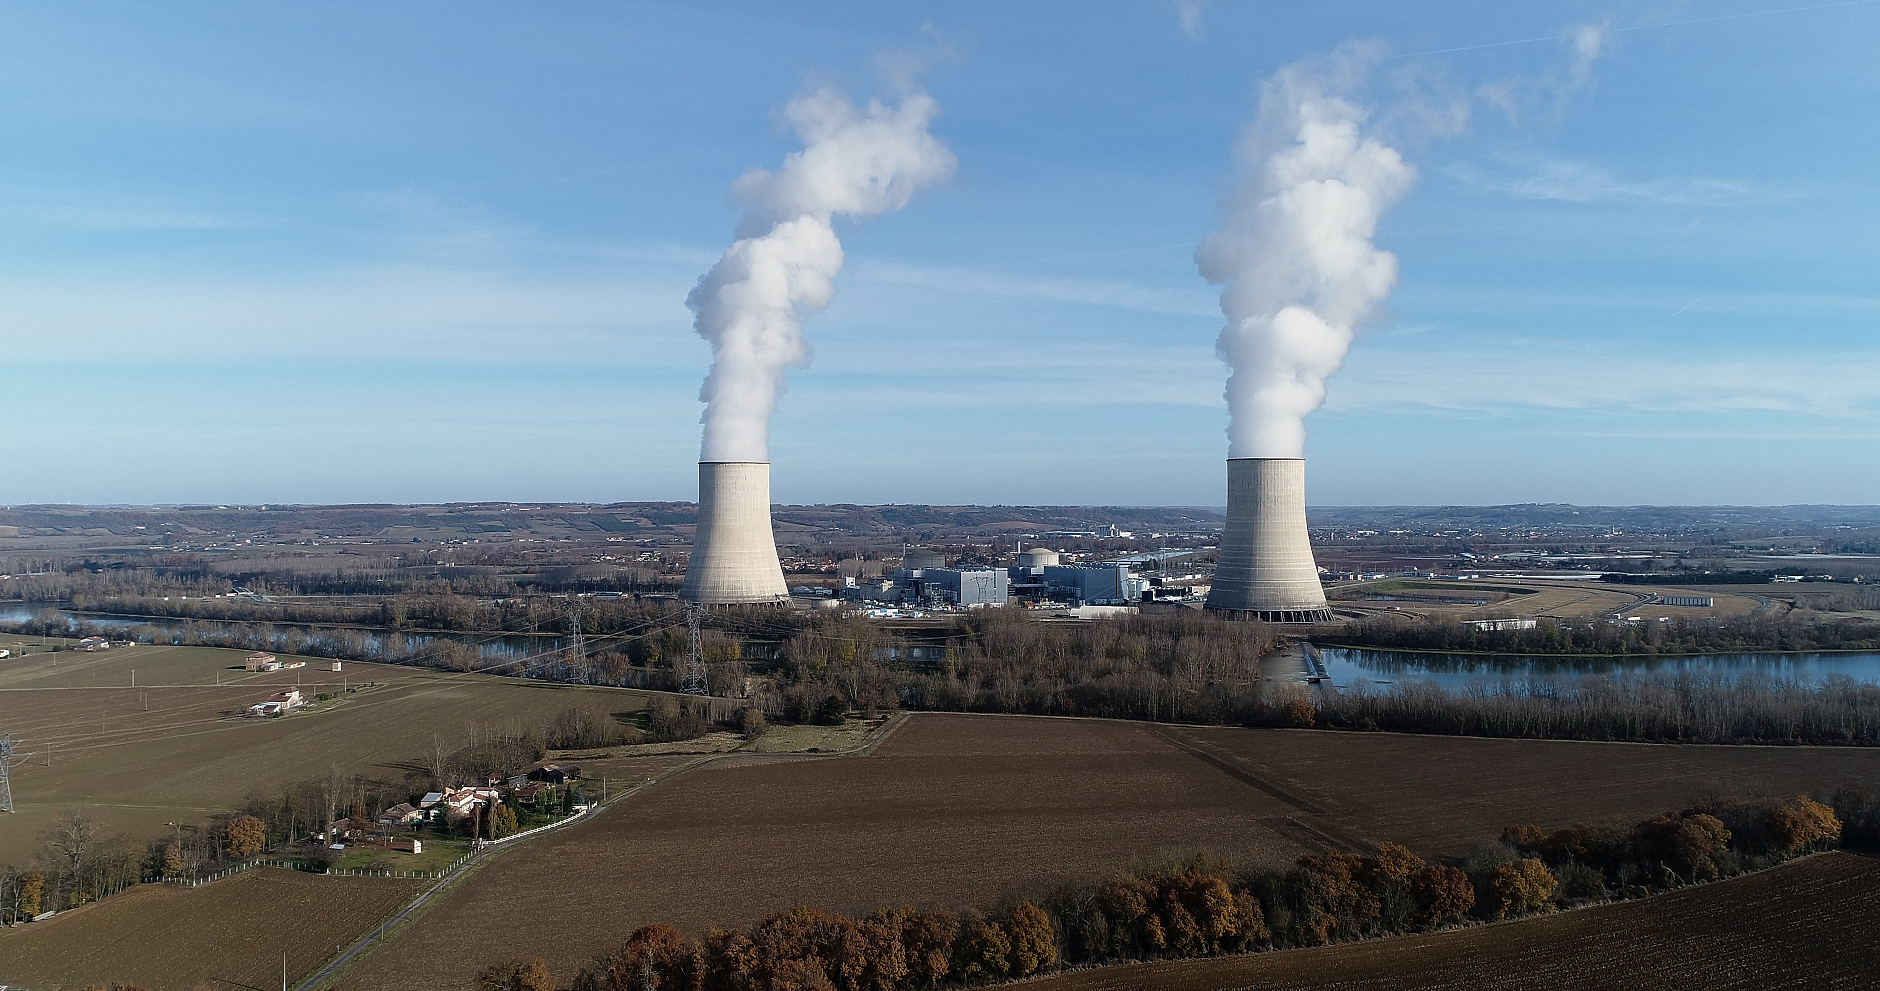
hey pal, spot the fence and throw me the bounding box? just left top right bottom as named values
left=159, top=842, right=487, bottom=887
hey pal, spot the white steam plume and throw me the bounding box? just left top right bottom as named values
left=1198, top=49, right=1416, bottom=459
left=689, top=88, right=955, bottom=463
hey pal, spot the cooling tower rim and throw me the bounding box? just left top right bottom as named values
left=698, top=460, right=772, bottom=466
left=1224, top=456, right=1305, bottom=462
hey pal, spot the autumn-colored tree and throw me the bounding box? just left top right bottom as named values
left=20, top=871, right=44, bottom=917
left=1284, top=697, right=1316, bottom=729
left=1295, top=851, right=1381, bottom=942
left=1488, top=858, right=1558, bottom=919
left=575, top=924, right=697, bottom=991
left=1767, top=797, right=1841, bottom=856
left=1156, top=871, right=1255, bottom=956
left=1499, top=823, right=1546, bottom=852
left=492, top=803, right=520, bottom=839
left=160, top=842, right=186, bottom=879
left=225, top=815, right=267, bottom=858
left=901, top=910, right=958, bottom=986
left=1095, top=878, right=1162, bottom=955
left=957, top=918, right=1010, bottom=980
left=1414, top=865, right=1474, bottom=925
left=349, top=801, right=372, bottom=836
left=858, top=908, right=912, bottom=991
left=478, top=958, right=555, bottom=991
left=1007, top=902, right=1057, bottom=976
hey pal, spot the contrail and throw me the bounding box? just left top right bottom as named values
left=1391, top=0, right=1880, bottom=59
left=1652, top=296, right=1704, bottom=329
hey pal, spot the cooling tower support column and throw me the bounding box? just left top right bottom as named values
left=681, top=462, right=790, bottom=605
left=1205, top=458, right=1333, bottom=623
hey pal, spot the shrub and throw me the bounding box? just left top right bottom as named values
left=1284, top=697, right=1316, bottom=728
left=1766, top=796, right=1841, bottom=856
left=956, top=918, right=1010, bottom=980
left=1488, top=859, right=1558, bottom=919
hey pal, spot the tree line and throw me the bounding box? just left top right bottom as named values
left=1327, top=615, right=1880, bottom=655
left=472, top=790, right=1854, bottom=991
left=1308, top=670, right=1880, bottom=745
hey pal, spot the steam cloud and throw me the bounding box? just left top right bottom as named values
left=690, top=88, right=955, bottom=463
left=1198, top=51, right=1416, bottom=459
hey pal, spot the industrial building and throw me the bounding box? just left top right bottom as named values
left=844, top=566, right=1010, bottom=608
left=1041, top=564, right=1147, bottom=606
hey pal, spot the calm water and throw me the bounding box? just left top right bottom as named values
left=1320, top=646, right=1880, bottom=690
left=0, top=604, right=567, bottom=663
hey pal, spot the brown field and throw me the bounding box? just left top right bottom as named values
left=1333, top=579, right=1767, bottom=623
left=0, top=644, right=655, bottom=864
left=1023, top=850, right=1880, bottom=991
left=335, top=713, right=1880, bottom=989
left=0, top=867, right=425, bottom=991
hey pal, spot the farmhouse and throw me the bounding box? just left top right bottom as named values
left=245, top=652, right=279, bottom=671
left=438, top=786, right=501, bottom=817
left=377, top=802, right=422, bottom=827
left=248, top=688, right=302, bottom=716
left=530, top=764, right=580, bottom=784
left=73, top=636, right=110, bottom=652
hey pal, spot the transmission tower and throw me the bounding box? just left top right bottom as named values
left=0, top=737, right=15, bottom=814
left=567, top=597, right=589, bottom=684
left=680, top=604, right=708, bottom=696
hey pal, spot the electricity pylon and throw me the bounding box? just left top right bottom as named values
left=681, top=604, right=708, bottom=696
left=0, top=737, right=16, bottom=814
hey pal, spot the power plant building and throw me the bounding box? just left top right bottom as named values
left=1043, top=564, right=1147, bottom=606
left=1204, top=458, right=1333, bottom=623
left=916, top=567, right=1010, bottom=607
left=680, top=462, right=790, bottom=604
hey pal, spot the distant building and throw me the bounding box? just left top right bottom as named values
left=1466, top=618, right=1539, bottom=632
left=915, top=568, right=1010, bottom=607
left=1661, top=595, right=1714, bottom=608
left=330, top=660, right=344, bottom=672
left=377, top=802, right=422, bottom=827
left=245, top=652, right=278, bottom=671
left=248, top=688, right=302, bottom=716
left=1043, top=565, right=1146, bottom=606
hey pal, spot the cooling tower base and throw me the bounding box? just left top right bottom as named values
left=1208, top=607, right=1335, bottom=624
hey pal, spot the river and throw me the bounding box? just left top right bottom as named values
left=1320, top=646, right=1880, bottom=690
left=0, top=604, right=569, bottom=663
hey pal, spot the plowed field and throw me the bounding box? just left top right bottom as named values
left=1022, top=850, right=1880, bottom=991
left=0, top=867, right=425, bottom=991
left=336, top=713, right=1880, bottom=989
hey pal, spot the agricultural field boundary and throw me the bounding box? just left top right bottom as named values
left=1010, top=849, right=1880, bottom=991
left=299, top=713, right=910, bottom=991
left=1143, top=724, right=1375, bottom=853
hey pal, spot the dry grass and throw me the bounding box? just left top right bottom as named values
left=0, top=867, right=425, bottom=991
left=1021, top=850, right=1880, bottom=991
left=0, top=644, right=653, bottom=863
left=336, top=713, right=1880, bottom=989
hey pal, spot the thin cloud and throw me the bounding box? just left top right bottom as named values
left=1174, top=0, right=1205, bottom=40
left=850, top=259, right=1218, bottom=317
left=1444, top=154, right=1788, bottom=207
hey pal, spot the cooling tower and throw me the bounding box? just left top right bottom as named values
left=681, top=462, right=789, bottom=604
left=1204, top=458, right=1333, bottom=623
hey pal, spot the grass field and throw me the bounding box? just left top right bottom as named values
left=0, top=867, right=426, bottom=991
left=333, top=712, right=1880, bottom=989
left=1021, top=850, right=1880, bottom=991
left=0, top=644, right=655, bottom=864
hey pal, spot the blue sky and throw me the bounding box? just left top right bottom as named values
left=3, top=1, right=1875, bottom=507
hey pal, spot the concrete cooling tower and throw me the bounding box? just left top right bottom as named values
left=680, top=462, right=789, bottom=604
left=1204, top=458, right=1333, bottom=623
